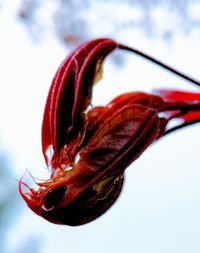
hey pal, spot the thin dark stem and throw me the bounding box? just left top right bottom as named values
left=163, top=118, right=200, bottom=137
left=118, top=44, right=200, bottom=88
left=159, top=102, right=200, bottom=136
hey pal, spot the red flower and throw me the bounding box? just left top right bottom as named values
left=19, top=38, right=200, bottom=226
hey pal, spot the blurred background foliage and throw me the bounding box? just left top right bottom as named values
left=0, top=148, right=17, bottom=252
left=17, top=0, right=200, bottom=47
left=0, top=147, right=40, bottom=253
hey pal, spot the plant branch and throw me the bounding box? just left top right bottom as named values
left=118, top=44, right=200, bottom=87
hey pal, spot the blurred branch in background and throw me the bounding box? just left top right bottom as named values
left=17, top=0, right=200, bottom=47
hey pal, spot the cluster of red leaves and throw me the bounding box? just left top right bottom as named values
left=19, top=38, right=200, bottom=226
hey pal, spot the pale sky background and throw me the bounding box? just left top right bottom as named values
left=0, top=1, right=200, bottom=253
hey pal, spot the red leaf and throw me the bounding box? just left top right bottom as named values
left=155, top=89, right=200, bottom=122
left=42, top=38, right=117, bottom=166
left=20, top=38, right=200, bottom=226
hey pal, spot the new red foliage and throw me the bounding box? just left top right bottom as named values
left=19, top=38, right=200, bottom=225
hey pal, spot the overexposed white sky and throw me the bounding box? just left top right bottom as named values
left=0, top=1, right=200, bottom=253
